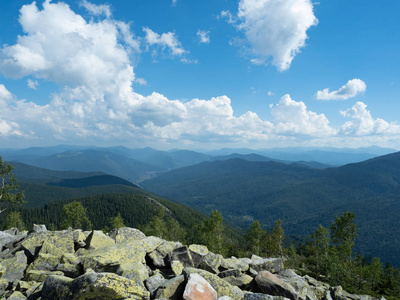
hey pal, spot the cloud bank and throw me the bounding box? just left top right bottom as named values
left=0, top=1, right=398, bottom=149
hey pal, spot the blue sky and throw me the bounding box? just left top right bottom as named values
left=0, top=0, right=399, bottom=150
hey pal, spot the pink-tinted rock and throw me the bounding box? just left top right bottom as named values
left=183, top=273, right=218, bottom=300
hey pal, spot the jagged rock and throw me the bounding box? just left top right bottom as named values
left=244, top=292, right=291, bottom=299
left=219, top=269, right=241, bottom=278
left=0, top=231, right=23, bottom=251
left=303, top=275, right=329, bottom=299
left=223, top=274, right=253, bottom=290
left=250, top=256, right=284, bottom=274
left=85, top=230, right=115, bottom=250
left=189, top=244, right=209, bottom=268
left=148, top=241, right=175, bottom=267
left=221, top=257, right=251, bottom=272
left=25, top=270, right=64, bottom=282
left=1, top=250, right=27, bottom=282
left=6, top=290, right=26, bottom=299
left=145, top=271, right=167, bottom=297
left=170, top=246, right=194, bottom=267
left=171, top=260, right=184, bottom=276
left=255, top=271, right=297, bottom=300
left=183, top=273, right=218, bottom=300
left=40, top=275, right=73, bottom=299
left=21, top=230, right=74, bottom=260
left=200, top=252, right=224, bottom=274
left=42, top=272, right=150, bottom=300
left=73, top=230, right=87, bottom=250
left=32, top=224, right=47, bottom=233
left=39, top=240, right=64, bottom=257
left=55, top=253, right=82, bottom=277
left=26, top=253, right=61, bottom=272
left=184, top=267, right=244, bottom=300
left=277, top=269, right=317, bottom=300
left=109, top=227, right=146, bottom=243
left=155, top=274, right=186, bottom=300
left=116, top=261, right=149, bottom=284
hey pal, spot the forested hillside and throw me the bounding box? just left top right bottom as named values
left=142, top=152, right=400, bottom=267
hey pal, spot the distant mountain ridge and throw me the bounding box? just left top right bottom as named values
left=1, top=145, right=396, bottom=183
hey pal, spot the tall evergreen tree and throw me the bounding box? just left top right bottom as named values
left=62, top=201, right=92, bottom=230
left=0, top=157, right=24, bottom=213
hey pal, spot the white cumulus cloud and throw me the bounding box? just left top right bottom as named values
left=236, top=0, right=318, bottom=71
left=340, top=102, right=400, bottom=136
left=316, top=79, right=367, bottom=100
left=271, top=94, right=336, bottom=136
left=143, top=27, right=186, bottom=56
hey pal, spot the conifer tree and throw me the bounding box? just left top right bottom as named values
left=62, top=201, right=92, bottom=230
left=0, top=157, right=24, bottom=213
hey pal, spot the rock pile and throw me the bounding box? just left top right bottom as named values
left=0, top=225, right=383, bottom=300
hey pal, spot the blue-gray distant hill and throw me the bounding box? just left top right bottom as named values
left=141, top=151, right=400, bottom=267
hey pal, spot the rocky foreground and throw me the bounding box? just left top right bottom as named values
left=0, top=225, right=383, bottom=300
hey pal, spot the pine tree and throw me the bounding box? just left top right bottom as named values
left=0, top=157, right=24, bottom=213
left=62, top=201, right=92, bottom=230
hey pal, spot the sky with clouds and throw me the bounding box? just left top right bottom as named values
left=0, top=0, right=399, bottom=150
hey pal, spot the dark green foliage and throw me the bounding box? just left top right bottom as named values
left=110, top=213, right=125, bottom=229
left=0, top=157, right=25, bottom=211
left=5, top=211, right=25, bottom=231
left=142, top=206, right=186, bottom=242
left=62, top=201, right=93, bottom=230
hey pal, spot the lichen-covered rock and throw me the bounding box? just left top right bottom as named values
left=199, top=252, right=223, bottom=274
left=221, top=257, right=251, bottom=273
left=277, top=269, right=317, bottom=300
left=80, top=240, right=147, bottom=272
left=183, top=273, right=218, bottom=300
left=1, top=251, right=27, bottom=282
left=25, top=270, right=64, bottom=282
left=171, top=260, right=184, bottom=276
left=110, top=227, right=146, bottom=243
left=170, top=246, right=194, bottom=267
left=39, top=240, right=64, bottom=257
left=116, top=261, right=149, bottom=284
left=155, top=274, right=186, bottom=300
left=148, top=241, right=175, bottom=267
left=184, top=267, right=244, bottom=300
left=6, top=290, right=26, bottom=299
left=21, top=231, right=74, bottom=259
left=73, top=230, right=87, bottom=250
left=250, top=256, right=284, bottom=274
left=85, top=230, right=115, bottom=250
left=40, top=275, right=73, bottom=299
left=244, top=292, right=291, bottom=300
left=26, top=253, right=61, bottom=272
left=223, top=274, right=253, bottom=290
left=189, top=244, right=209, bottom=268
left=42, top=272, right=150, bottom=300
left=145, top=271, right=167, bottom=297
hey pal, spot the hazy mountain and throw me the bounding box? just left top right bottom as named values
left=206, top=146, right=398, bottom=166
left=9, top=149, right=163, bottom=183
left=141, top=152, right=400, bottom=266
